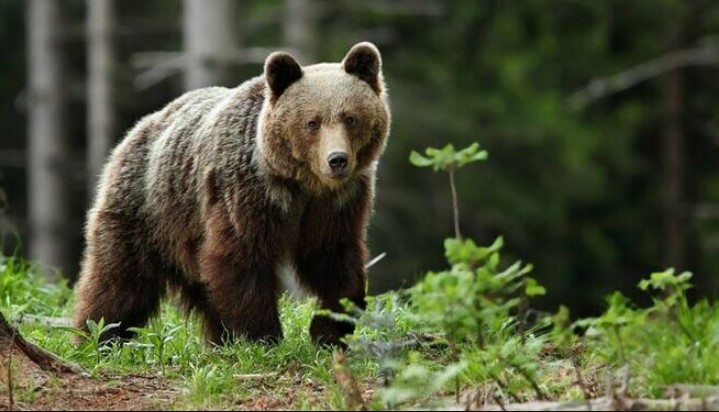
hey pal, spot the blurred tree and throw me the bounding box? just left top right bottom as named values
left=1, top=0, right=717, bottom=314
left=87, top=0, right=117, bottom=197
left=182, top=0, right=241, bottom=89
left=661, top=19, right=687, bottom=270
left=26, top=0, right=73, bottom=280
left=284, top=0, right=317, bottom=64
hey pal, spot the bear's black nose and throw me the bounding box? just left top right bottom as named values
left=328, top=152, right=349, bottom=174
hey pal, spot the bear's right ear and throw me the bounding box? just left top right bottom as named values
left=264, top=52, right=303, bottom=103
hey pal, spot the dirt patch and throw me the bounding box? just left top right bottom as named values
left=0, top=310, right=181, bottom=411
left=0, top=371, right=180, bottom=411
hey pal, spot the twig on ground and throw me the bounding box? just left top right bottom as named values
left=233, top=372, right=278, bottom=381
left=493, top=394, right=507, bottom=411
left=488, top=372, right=521, bottom=403
left=365, top=252, right=387, bottom=270
left=501, top=358, right=548, bottom=401
left=14, top=314, right=72, bottom=328
left=332, top=351, right=367, bottom=411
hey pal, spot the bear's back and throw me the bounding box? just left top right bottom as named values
left=93, top=76, right=267, bottom=266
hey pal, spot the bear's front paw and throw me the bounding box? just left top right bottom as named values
left=309, top=315, right=354, bottom=348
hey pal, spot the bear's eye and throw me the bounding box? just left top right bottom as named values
left=344, top=115, right=357, bottom=127
left=307, top=119, right=320, bottom=130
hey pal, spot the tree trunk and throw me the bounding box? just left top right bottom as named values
left=662, top=24, right=686, bottom=270
left=182, top=0, right=241, bottom=90
left=87, top=0, right=116, bottom=198
left=284, top=0, right=318, bottom=64
left=26, top=0, right=73, bottom=281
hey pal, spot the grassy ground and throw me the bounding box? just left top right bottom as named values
left=1, top=255, right=387, bottom=410
left=1, top=252, right=718, bottom=411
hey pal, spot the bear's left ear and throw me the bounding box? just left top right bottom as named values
left=342, top=42, right=383, bottom=95
left=265, top=52, right=303, bottom=103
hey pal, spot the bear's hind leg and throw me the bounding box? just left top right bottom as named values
left=173, top=279, right=225, bottom=345
left=73, top=214, right=165, bottom=343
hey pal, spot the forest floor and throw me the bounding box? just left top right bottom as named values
left=2, top=312, right=377, bottom=411
left=0, top=365, right=373, bottom=410
left=1, top=255, right=718, bottom=411
left=0, top=368, right=178, bottom=411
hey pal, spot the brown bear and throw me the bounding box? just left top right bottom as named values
left=72, top=42, right=390, bottom=346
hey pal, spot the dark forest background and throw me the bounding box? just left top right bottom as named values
left=2, top=0, right=719, bottom=317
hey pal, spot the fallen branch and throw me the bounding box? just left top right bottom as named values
left=487, top=372, right=521, bottom=404
left=13, top=314, right=72, bottom=328
left=0, top=310, right=82, bottom=375
left=473, top=396, right=719, bottom=411
left=665, top=384, right=719, bottom=398
left=233, top=372, right=278, bottom=381
left=438, top=396, right=719, bottom=411
left=501, top=358, right=548, bottom=401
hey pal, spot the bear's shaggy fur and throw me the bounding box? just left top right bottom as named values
left=72, top=42, right=390, bottom=346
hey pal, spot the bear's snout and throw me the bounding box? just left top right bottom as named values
left=328, top=151, right=349, bottom=177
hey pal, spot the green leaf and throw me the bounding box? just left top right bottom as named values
left=409, top=142, right=488, bottom=172
left=525, top=277, right=546, bottom=297
left=444, top=236, right=504, bottom=266
left=53, top=325, right=89, bottom=339
left=456, top=143, right=489, bottom=167
left=409, top=151, right=434, bottom=167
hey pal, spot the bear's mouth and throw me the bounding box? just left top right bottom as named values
left=329, top=170, right=350, bottom=180
left=313, top=170, right=354, bottom=192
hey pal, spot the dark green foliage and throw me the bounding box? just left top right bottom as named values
left=347, top=142, right=719, bottom=408
left=339, top=0, right=719, bottom=313
left=2, top=0, right=719, bottom=312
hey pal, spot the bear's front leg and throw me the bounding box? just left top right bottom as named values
left=297, top=240, right=367, bottom=347
left=296, top=178, right=374, bottom=347
left=301, top=247, right=367, bottom=347
left=199, top=250, right=282, bottom=345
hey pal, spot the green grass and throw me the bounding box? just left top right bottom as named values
left=2, top=253, right=718, bottom=410
left=1, top=255, right=385, bottom=409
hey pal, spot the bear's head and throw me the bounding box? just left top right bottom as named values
left=256, top=42, right=391, bottom=196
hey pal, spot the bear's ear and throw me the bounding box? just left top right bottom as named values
left=264, top=52, right=303, bottom=103
left=342, top=42, right=383, bottom=95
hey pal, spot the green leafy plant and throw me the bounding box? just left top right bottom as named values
left=569, top=268, right=719, bottom=394
left=410, top=143, right=487, bottom=239
left=410, top=236, right=541, bottom=348
left=361, top=144, right=549, bottom=408
left=128, top=323, right=183, bottom=375
left=397, top=236, right=547, bottom=405
left=573, top=292, right=642, bottom=364
left=59, top=318, right=121, bottom=366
